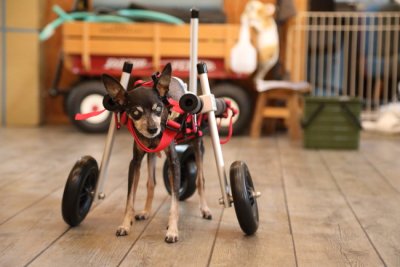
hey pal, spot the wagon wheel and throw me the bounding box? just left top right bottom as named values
left=66, top=81, right=111, bottom=133
left=213, top=83, right=252, bottom=135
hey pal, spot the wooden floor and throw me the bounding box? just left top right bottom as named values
left=0, top=126, right=399, bottom=267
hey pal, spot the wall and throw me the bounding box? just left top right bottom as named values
left=0, top=1, right=3, bottom=125
left=0, top=0, right=44, bottom=126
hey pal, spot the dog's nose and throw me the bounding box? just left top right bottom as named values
left=147, top=127, right=158, bottom=134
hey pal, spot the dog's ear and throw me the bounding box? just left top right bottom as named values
left=156, top=63, right=172, bottom=97
left=102, top=74, right=126, bottom=105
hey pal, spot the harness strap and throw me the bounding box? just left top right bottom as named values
left=219, top=108, right=234, bottom=145
left=218, top=100, right=237, bottom=145
left=75, top=109, right=106, bottom=120
left=166, top=98, right=184, bottom=114
left=126, top=118, right=180, bottom=153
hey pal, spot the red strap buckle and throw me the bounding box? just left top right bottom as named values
left=166, top=120, right=181, bottom=132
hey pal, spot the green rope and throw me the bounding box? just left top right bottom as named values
left=40, top=5, right=184, bottom=41
left=117, top=9, right=184, bottom=25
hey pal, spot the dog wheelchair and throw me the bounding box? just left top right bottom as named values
left=62, top=9, right=260, bottom=236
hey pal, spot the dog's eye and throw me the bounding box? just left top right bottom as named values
left=152, top=104, right=162, bottom=116
left=130, top=109, right=142, bottom=120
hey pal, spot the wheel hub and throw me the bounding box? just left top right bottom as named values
left=80, top=94, right=110, bottom=124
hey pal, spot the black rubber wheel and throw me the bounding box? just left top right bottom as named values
left=66, top=80, right=112, bottom=133
left=62, top=155, right=99, bottom=227
left=230, top=161, right=259, bottom=235
left=163, top=145, right=197, bottom=201
left=212, top=83, right=252, bottom=135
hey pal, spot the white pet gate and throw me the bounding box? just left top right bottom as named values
left=286, top=11, right=400, bottom=117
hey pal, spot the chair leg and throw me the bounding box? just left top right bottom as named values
left=264, top=118, right=277, bottom=135
left=250, top=93, right=267, bottom=138
left=287, top=93, right=301, bottom=140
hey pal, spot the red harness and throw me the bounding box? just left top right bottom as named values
left=75, top=80, right=237, bottom=153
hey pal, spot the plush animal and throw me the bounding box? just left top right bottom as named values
left=241, top=0, right=280, bottom=83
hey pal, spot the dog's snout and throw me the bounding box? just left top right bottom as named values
left=147, top=127, right=158, bottom=134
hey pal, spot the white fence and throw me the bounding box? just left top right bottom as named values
left=286, top=12, right=400, bottom=114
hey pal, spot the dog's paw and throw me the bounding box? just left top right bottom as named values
left=116, top=225, right=130, bottom=236
left=135, top=211, right=150, bottom=221
left=165, top=228, right=179, bottom=243
left=201, top=208, right=212, bottom=220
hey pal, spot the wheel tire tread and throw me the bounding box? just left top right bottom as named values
left=230, top=161, right=259, bottom=235
left=62, top=156, right=99, bottom=227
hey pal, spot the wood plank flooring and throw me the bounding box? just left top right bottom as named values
left=0, top=126, right=399, bottom=267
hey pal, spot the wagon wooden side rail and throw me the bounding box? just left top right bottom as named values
left=62, top=21, right=240, bottom=78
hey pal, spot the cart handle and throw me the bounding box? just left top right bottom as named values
left=179, top=94, right=227, bottom=117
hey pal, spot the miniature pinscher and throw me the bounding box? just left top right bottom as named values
left=102, top=63, right=212, bottom=243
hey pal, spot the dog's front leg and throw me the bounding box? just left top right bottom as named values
left=193, top=138, right=212, bottom=219
left=135, top=153, right=156, bottom=220
left=164, top=144, right=180, bottom=243
left=116, top=145, right=145, bottom=236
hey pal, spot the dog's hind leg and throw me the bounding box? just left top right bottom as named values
left=193, top=138, right=212, bottom=220
left=135, top=153, right=156, bottom=220
left=116, top=145, right=145, bottom=236
left=164, top=145, right=180, bottom=243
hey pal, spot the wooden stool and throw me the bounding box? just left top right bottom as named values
left=250, top=81, right=310, bottom=139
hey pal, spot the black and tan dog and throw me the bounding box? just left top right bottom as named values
left=102, top=63, right=212, bottom=243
